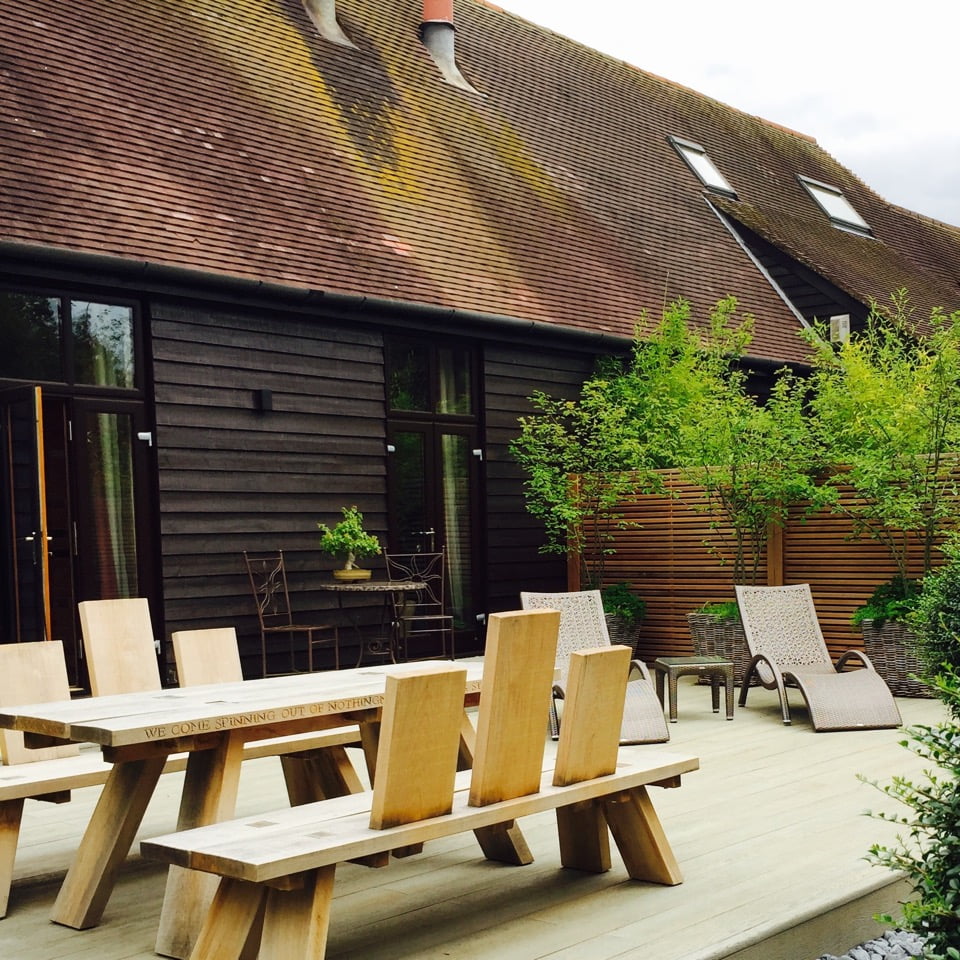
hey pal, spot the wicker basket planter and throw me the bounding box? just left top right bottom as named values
left=605, top=613, right=641, bottom=659
left=687, top=612, right=755, bottom=686
left=859, top=620, right=932, bottom=698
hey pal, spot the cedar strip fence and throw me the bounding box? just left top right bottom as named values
left=572, top=469, right=939, bottom=664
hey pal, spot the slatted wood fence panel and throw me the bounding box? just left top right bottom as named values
left=576, top=470, right=938, bottom=662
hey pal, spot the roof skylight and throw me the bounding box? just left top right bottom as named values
left=799, top=176, right=871, bottom=235
left=669, top=137, right=736, bottom=197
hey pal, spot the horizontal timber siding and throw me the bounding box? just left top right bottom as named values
left=483, top=344, right=598, bottom=614
left=151, top=301, right=388, bottom=676
left=583, top=469, right=941, bottom=663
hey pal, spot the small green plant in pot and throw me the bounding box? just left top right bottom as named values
left=318, top=506, right=382, bottom=580
left=851, top=575, right=922, bottom=629
left=600, top=583, right=646, bottom=657
left=601, top=582, right=646, bottom=626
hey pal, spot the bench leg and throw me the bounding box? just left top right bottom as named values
left=51, top=755, right=167, bottom=929
left=260, top=866, right=336, bottom=960
left=473, top=820, right=534, bottom=865
left=601, top=786, right=683, bottom=885
left=280, top=746, right=363, bottom=804
left=0, top=798, right=25, bottom=918
left=556, top=800, right=611, bottom=873
left=156, top=732, right=245, bottom=959
left=187, top=877, right=267, bottom=960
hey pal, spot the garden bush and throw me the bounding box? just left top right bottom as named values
left=861, top=666, right=960, bottom=959
left=912, top=544, right=960, bottom=695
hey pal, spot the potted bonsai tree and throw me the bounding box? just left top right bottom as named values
left=318, top=505, right=382, bottom=580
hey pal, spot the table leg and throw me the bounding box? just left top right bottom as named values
left=710, top=675, right=721, bottom=713
left=724, top=668, right=735, bottom=719
left=155, top=731, right=245, bottom=959
left=51, top=755, right=167, bottom=929
left=667, top=670, right=679, bottom=723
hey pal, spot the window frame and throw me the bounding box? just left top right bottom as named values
left=0, top=286, right=143, bottom=396
left=798, top=176, right=872, bottom=236
left=669, top=136, right=737, bottom=198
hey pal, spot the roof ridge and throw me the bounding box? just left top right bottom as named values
left=470, top=0, right=817, bottom=145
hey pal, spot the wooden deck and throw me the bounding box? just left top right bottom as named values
left=0, top=681, right=945, bottom=960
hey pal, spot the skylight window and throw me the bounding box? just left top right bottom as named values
left=799, top=176, right=871, bottom=235
left=669, top=137, right=736, bottom=197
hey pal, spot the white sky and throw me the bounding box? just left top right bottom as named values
left=498, top=0, right=960, bottom=227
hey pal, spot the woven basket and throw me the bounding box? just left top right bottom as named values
left=860, top=620, right=932, bottom=698
left=687, top=613, right=755, bottom=686
left=605, top=613, right=641, bottom=659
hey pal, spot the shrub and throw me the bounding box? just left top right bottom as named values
left=912, top=544, right=960, bottom=691
left=600, top=583, right=646, bottom=626
left=695, top=600, right=741, bottom=622
left=861, top=666, right=960, bottom=959
left=851, top=575, right=921, bottom=628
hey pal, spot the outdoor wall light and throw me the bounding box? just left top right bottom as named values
left=253, top=388, right=273, bottom=412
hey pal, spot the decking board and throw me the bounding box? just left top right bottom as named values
left=0, top=686, right=947, bottom=960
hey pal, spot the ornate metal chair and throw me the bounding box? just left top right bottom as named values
left=735, top=583, right=901, bottom=731
left=384, top=550, right=455, bottom=660
left=520, top=589, right=669, bottom=744
left=243, top=550, right=339, bottom=676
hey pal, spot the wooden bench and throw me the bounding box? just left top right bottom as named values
left=143, top=610, right=699, bottom=960
left=0, top=635, right=362, bottom=919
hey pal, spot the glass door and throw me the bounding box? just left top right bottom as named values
left=71, top=399, right=154, bottom=604
left=387, top=423, right=480, bottom=637
left=0, top=385, right=51, bottom=644
left=385, top=337, right=484, bottom=651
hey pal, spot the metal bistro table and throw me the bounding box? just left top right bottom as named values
left=319, top=578, right=426, bottom=666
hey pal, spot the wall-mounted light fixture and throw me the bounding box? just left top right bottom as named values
left=253, top=388, right=273, bottom=412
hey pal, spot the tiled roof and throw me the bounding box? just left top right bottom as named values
left=1, top=0, right=957, bottom=364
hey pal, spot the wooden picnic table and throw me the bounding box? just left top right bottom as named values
left=0, top=661, right=526, bottom=958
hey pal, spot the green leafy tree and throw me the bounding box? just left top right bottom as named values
left=675, top=299, right=825, bottom=584
left=511, top=296, right=823, bottom=587
left=807, top=292, right=960, bottom=585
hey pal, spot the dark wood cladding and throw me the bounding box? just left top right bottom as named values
left=150, top=301, right=389, bottom=676
left=483, top=343, right=597, bottom=615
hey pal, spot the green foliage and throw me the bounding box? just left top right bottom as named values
left=807, top=293, right=960, bottom=581
left=674, top=301, right=827, bottom=584
left=600, top=583, right=647, bottom=626
left=852, top=575, right=922, bottom=627
left=511, top=296, right=825, bottom=587
left=861, top=666, right=960, bottom=958
left=317, top=506, right=382, bottom=569
left=695, top=600, right=741, bottom=622
left=912, top=541, right=960, bottom=687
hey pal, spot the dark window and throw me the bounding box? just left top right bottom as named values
left=0, top=290, right=137, bottom=389
left=0, top=293, right=62, bottom=381
left=386, top=338, right=473, bottom=416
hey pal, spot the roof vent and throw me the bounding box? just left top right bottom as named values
left=830, top=314, right=851, bottom=343
left=420, top=0, right=478, bottom=93
left=302, top=0, right=357, bottom=48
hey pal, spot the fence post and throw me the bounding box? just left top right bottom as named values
left=766, top=520, right=784, bottom=586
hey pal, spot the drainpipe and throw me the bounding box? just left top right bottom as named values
left=420, top=0, right=478, bottom=93
left=302, top=0, right=356, bottom=48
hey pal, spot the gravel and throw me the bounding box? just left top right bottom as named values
left=816, top=929, right=926, bottom=960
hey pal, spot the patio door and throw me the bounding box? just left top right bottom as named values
left=385, top=337, right=484, bottom=651
left=0, top=385, right=51, bottom=645
left=0, top=389, right=156, bottom=686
